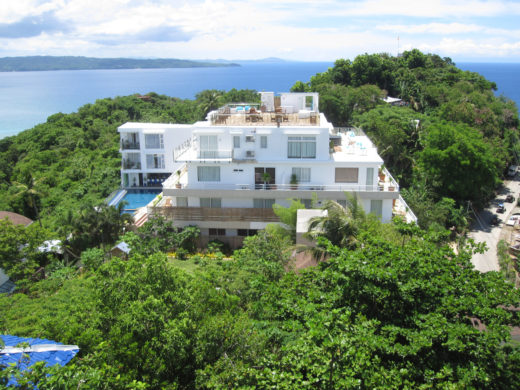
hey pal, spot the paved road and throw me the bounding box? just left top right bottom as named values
left=470, top=175, right=520, bottom=272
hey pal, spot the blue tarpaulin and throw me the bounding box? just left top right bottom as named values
left=0, top=335, right=79, bottom=386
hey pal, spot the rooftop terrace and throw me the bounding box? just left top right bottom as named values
left=208, top=104, right=320, bottom=126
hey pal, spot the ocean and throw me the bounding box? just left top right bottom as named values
left=0, top=61, right=333, bottom=139
left=0, top=61, right=518, bottom=139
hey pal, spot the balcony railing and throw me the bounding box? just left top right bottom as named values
left=168, top=182, right=399, bottom=192
left=198, top=150, right=233, bottom=159
left=122, top=160, right=141, bottom=169
left=148, top=206, right=279, bottom=222
left=121, top=140, right=140, bottom=150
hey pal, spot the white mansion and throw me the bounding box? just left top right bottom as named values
left=118, top=92, right=415, bottom=247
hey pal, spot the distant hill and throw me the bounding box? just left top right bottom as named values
left=0, top=56, right=240, bottom=72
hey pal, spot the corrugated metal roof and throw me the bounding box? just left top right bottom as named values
left=0, top=335, right=79, bottom=386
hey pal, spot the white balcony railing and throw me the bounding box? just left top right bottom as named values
left=168, top=182, right=398, bottom=193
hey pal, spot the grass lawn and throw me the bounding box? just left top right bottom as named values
left=168, top=256, right=200, bottom=274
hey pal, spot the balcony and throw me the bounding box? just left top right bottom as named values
left=165, top=182, right=398, bottom=193
left=175, top=148, right=233, bottom=162
left=121, top=140, right=140, bottom=150
left=148, top=206, right=279, bottom=223
left=122, top=160, right=141, bottom=170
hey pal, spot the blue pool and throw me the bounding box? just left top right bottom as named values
left=109, top=189, right=161, bottom=212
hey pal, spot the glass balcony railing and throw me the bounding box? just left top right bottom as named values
left=121, top=140, right=140, bottom=150
left=122, top=160, right=141, bottom=169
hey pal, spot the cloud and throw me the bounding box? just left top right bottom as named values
left=0, top=11, right=69, bottom=38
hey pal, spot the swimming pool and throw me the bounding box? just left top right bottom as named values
left=109, top=189, right=161, bottom=212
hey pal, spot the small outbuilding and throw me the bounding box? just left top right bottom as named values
left=110, top=242, right=131, bottom=259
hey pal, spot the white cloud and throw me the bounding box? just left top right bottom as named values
left=1, top=0, right=520, bottom=61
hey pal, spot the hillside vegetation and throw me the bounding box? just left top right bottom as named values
left=292, top=49, right=519, bottom=228
left=0, top=56, right=239, bottom=72
left=1, top=51, right=520, bottom=388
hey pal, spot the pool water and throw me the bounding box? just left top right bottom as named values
left=116, top=189, right=161, bottom=212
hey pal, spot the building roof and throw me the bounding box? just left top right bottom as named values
left=0, top=335, right=79, bottom=386
left=0, top=211, right=33, bottom=227
left=112, top=241, right=131, bottom=254
left=0, top=279, right=15, bottom=294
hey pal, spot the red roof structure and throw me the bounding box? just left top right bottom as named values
left=0, top=211, right=33, bottom=227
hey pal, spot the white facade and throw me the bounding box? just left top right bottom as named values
left=119, top=92, right=407, bottom=247
left=118, top=122, right=192, bottom=187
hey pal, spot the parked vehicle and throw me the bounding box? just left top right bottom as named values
left=491, top=215, right=500, bottom=225
left=505, top=194, right=515, bottom=202
left=508, top=165, right=518, bottom=177
left=497, top=203, right=506, bottom=213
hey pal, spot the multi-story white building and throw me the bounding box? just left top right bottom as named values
left=118, top=92, right=414, bottom=248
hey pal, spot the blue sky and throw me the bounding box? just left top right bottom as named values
left=1, top=0, right=520, bottom=62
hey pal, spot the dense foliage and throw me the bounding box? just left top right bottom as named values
left=2, top=217, right=520, bottom=389
left=292, top=49, right=519, bottom=228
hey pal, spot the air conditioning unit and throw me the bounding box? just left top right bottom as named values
left=245, top=135, right=255, bottom=142
left=246, top=150, right=255, bottom=158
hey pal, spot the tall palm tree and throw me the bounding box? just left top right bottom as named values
left=12, top=174, right=46, bottom=228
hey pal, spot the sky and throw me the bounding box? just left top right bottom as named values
left=1, top=0, right=520, bottom=62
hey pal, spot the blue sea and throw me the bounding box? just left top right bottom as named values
left=0, top=61, right=333, bottom=139
left=0, top=61, right=518, bottom=139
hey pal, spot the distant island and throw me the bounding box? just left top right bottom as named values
left=0, top=56, right=240, bottom=72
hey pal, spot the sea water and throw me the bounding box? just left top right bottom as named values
left=0, top=61, right=518, bottom=139
left=0, top=61, right=332, bottom=139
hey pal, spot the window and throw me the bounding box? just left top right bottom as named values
left=292, top=167, right=311, bottom=183
left=301, top=199, right=312, bottom=209
left=238, top=229, right=258, bottom=237
left=335, top=168, right=359, bottom=183
left=253, top=199, right=275, bottom=208
left=200, top=135, right=218, bottom=158
left=176, top=197, right=188, bottom=207
left=366, top=167, right=374, bottom=186
left=209, top=228, right=226, bottom=236
left=260, top=135, right=267, bottom=148
left=233, top=136, right=240, bottom=148
left=200, top=198, right=221, bottom=208
left=370, top=200, right=383, bottom=218
left=288, top=136, right=316, bottom=158
left=145, top=134, right=164, bottom=149
left=197, top=166, right=220, bottom=182
left=146, top=154, right=165, bottom=169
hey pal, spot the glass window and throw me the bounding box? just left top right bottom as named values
left=366, top=167, right=374, bottom=186
left=197, top=166, right=220, bottom=182
left=238, top=229, right=258, bottom=237
left=292, top=167, right=311, bottom=183
left=288, top=136, right=316, bottom=158
left=335, top=168, right=359, bottom=183
left=145, top=134, right=164, bottom=149
left=370, top=200, right=383, bottom=218
left=260, top=135, right=267, bottom=148
left=200, top=135, right=218, bottom=158
left=177, top=197, right=188, bottom=207
left=146, top=154, right=165, bottom=169
left=200, top=198, right=221, bottom=208
left=233, top=136, right=240, bottom=148
left=301, top=199, right=312, bottom=209
left=253, top=199, right=275, bottom=208
left=209, top=228, right=226, bottom=236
